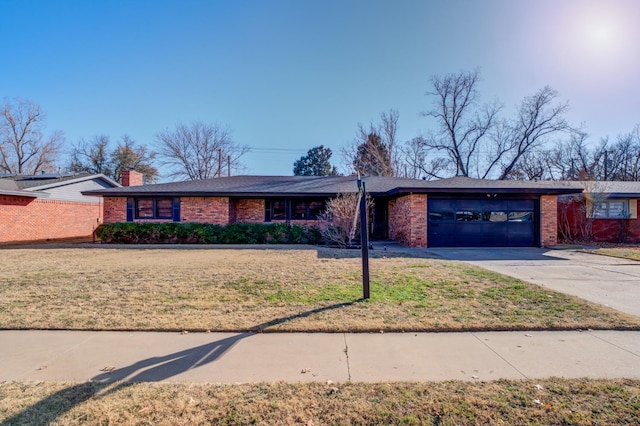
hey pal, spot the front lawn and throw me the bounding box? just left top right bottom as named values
left=1, top=379, right=639, bottom=425
left=1, top=246, right=638, bottom=332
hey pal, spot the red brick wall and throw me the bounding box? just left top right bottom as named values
left=103, top=197, right=127, bottom=223
left=180, top=197, right=229, bottom=224
left=540, top=195, right=558, bottom=247
left=558, top=197, right=640, bottom=243
left=230, top=199, right=264, bottom=223
left=121, top=170, right=143, bottom=187
left=0, top=196, right=103, bottom=243
left=388, top=194, right=427, bottom=248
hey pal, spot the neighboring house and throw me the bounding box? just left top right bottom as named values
left=0, top=172, right=121, bottom=244
left=557, top=181, right=640, bottom=243
left=83, top=174, right=580, bottom=248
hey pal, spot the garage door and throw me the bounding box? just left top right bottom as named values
left=428, top=198, right=537, bottom=247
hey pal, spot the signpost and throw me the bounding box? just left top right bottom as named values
left=357, top=177, right=370, bottom=299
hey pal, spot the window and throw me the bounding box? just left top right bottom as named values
left=484, top=211, right=507, bottom=222
left=265, top=199, right=325, bottom=222
left=508, top=211, right=533, bottom=222
left=456, top=210, right=482, bottom=221
left=428, top=211, right=455, bottom=221
left=292, top=200, right=325, bottom=220
left=593, top=200, right=628, bottom=218
left=271, top=200, right=287, bottom=220
left=135, top=198, right=174, bottom=219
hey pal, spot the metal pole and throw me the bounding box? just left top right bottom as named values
left=359, top=180, right=370, bottom=299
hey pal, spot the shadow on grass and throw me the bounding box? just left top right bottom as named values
left=313, top=243, right=567, bottom=262
left=1, top=300, right=360, bottom=425
left=0, top=241, right=565, bottom=262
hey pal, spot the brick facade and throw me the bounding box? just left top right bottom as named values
left=558, top=196, right=640, bottom=243
left=121, top=170, right=143, bottom=187
left=540, top=195, right=558, bottom=247
left=0, top=196, right=103, bottom=243
left=99, top=192, right=566, bottom=249
left=103, top=197, right=127, bottom=222
left=230, top=199, right=264, bottom=223
left=180, top=197, right=229, bottom=224
left=388, top=194, right=427, bottom=248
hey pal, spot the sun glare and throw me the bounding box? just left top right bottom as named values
left=565, top=5, right=631, bottom=63
left=590, top=22, right=614, bottom=49
left=546, top=1, right=640, bottom=93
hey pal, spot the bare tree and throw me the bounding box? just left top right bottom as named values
left=422, top=69, right=501, bottom=178
left=497, top=86, right=572, bottom=179
left=415, top=70, right=573, bottom=180
left=69, top=135, right=112, bottom=176
left=110, top=135, right=158, bottom=184
left=342, top=109, right=399, bottom=176
left=0, top=98, right=63, bottom=175
left=401, top=136, right=449, bottom=180
left=534, top=125, right=640, bottom=182
left=69, top=134, right=158, bottom=183
left=605, top=126, right=640, bottom=181
left=156, top=121, right=248, bottom=180
left=380, top=109, right=400, bottom=174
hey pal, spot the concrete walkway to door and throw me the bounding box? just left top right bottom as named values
left=400, top=246, right=640, bottom=318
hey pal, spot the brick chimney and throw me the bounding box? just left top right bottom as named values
left=121, top=170, right=143, bottom=187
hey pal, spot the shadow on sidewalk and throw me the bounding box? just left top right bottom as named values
left=1, top=300, right=360, bottom=425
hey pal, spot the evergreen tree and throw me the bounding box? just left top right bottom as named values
left=293, top=145, right=338, bottom=176
left=353, top=132, right=392, bottom=176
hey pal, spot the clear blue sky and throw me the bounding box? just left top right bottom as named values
left=2, top=0, right=639, bottom=178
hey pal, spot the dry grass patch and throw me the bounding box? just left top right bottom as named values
left=1, top=246, right=639, bottom=332
left=586, top=246, right=640, bottom=261
left=1, top=379, right=639, bottom=425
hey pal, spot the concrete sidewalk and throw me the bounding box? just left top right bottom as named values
left=1, top=330, right=639, bottom=384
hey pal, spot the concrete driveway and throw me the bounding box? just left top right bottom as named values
left=424, top=247, right=640, bottom=318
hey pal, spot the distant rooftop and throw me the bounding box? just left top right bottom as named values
left=0, top=172, right=94, bottom=190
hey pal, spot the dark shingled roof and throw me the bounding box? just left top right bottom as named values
left=2, top=173, right=96, bottom=190
left=1, top=173, right=119, bottom=197
left=0, top=178, right=39, bottom=197
left=82, top=175, right=583, bottom=198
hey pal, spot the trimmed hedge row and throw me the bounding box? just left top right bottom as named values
left=95, top=222, right=323, bottom=245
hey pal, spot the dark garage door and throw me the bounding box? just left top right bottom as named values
left=428, top=198, right=537, bottom=247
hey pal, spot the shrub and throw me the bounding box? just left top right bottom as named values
left=318, top=192, right=373, bottom=247
left=95, top=222, right=322, bottom=245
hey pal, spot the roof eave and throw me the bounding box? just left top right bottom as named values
left=385, top=187, right=582, bottom=197
left=28, top=174, right=121, bottom=191
left=0, top=190, right=40, bottom=198
left=82, top=190, right=353, bottom=198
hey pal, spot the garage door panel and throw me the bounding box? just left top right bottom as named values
left=428, top=223, right=456, bottom=247
left=507, top=222, right=535, bottom=246
left=428, top=198, right=537, bottom=247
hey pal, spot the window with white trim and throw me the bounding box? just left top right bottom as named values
left=593, top=200, right=629, bottom=218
